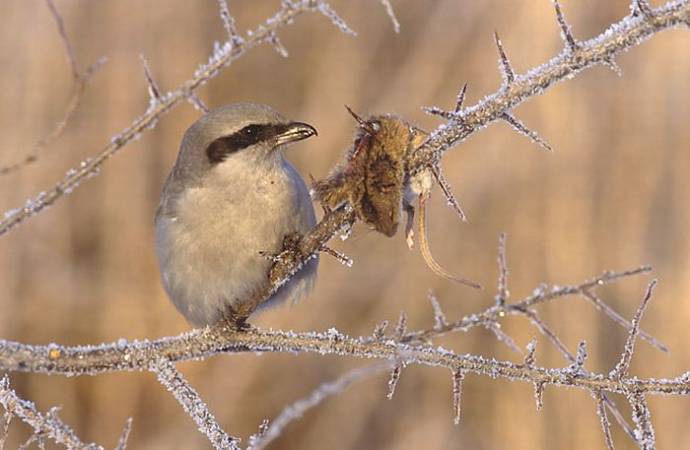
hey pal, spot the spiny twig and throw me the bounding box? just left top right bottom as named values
left=114, top=418, right=133, bottom=450
left=150, top=358, right=239, bottom=450
left=0, top=376, right=101, bottom=449
left=610, top=280, right=657, bottom=380
left=595, top=390, right=615, bottom=450
left=495, top=232, right=509, bottom=306
left=0, top=0, right=356, bottom=236
left=1, top=322, right=687, bottom=396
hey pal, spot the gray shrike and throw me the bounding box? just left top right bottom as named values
left=155, top=103, right=318, bottom=326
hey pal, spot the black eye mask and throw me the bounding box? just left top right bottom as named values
left=206, top=123, right=289, bottom=164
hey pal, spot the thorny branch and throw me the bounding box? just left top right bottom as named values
left=151, top=358, right=240, bottom=449
left=0, top=0, right=357, bottom=236
left=0, top=376, right=101, bottom=449
left=1, top=0, right=689, bottom=449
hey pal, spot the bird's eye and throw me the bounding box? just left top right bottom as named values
left=240, top=124, right=261, bottom=136
left=370, top=121, right=381, bottom=132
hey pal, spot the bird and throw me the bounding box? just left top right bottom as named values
left=155, top=102, right=319, bottom=326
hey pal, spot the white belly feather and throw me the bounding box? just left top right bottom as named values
left=156, top=157, right=317, bottom=325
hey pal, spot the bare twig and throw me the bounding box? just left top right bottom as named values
left=581, top=290, right=667, bottom=352
left=553, top=0, right=579, bottom=51
left=611, top=280, right=657, bottom=380
left=114, top=418, right=133, bottom=450
left=628, top=391, right=655, bottom=450
left=495, top=232, right=509, bottom=306
left=150, top=358, right=239, bottom=450
left=0, top=376, right=100, bottom=449
left=596, top=391, right=615, bottom=450
left=379, top=0, right=401, bottom=33
left=248, top=363, right=389, bottom=450
left=451, top=370, right=465, bottom=425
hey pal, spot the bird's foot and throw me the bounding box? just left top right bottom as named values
left=259, top=232, right=303, bottom=265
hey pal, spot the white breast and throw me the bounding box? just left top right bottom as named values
left=155, top=155, right=317, bottom=325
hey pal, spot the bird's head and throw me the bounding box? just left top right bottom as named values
left=173, top=102, right=317, bottom=181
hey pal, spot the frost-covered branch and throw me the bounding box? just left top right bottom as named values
left=0, top=311, right=686, bottom=397
left=411, top=0, right=690, bottom=171
left=150, top=358, right=239, bottom=450
left=0, top=376, right=101, bottom=449
left=0, top=0, right=355, bottom=236
left=174, top=0, right=690, bottom=322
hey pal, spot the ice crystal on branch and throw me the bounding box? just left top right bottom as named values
left=500, top=113, right=553, bottom=152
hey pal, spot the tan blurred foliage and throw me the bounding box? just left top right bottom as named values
left=0, top=0, right=689, bottom=448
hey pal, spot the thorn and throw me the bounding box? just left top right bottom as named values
left=454, top=83, right=468, bottom=113
left=486, top=321, right=522, bottom=354
left=187, top=93, right=210, bottom=114
left=452, top=370, right=465, bottom=425
left=140, top=54, right=161, bottom=103
left=268, top=31, right=289, bottom=57
left=602, top=57, right=623, bottom=77
left=495, top=232, right=509, bottom=307
left=524, top=338, right=537, bottom=368
left=387, top=363, right=402, bottom=399
left=493, top=31, right=515, bottom=85
left=631, top=0, right=654, bottom=19
left=501, top=113, right=553, bottom=152
left=321, top=245, right=354, bottom=267
left=427, top=291, right=448, bottom=330
left=534, top=381, right=545, bottom=411
left=610, top=280, right=657, bottom=380
left=429, top=165, right=467, bottom=222
left=217, top=0, right=244, bottom=46
left=422, top=106, right=456, bottom=120
left=568, top=341, right=588, bottom=375
left=344, top=105, right=376, bottom=135
left=394, top=311, right=408, bottom=340
left=553, top=0, right=578, bottom=51
left=372, top=320, right=389, bottom=340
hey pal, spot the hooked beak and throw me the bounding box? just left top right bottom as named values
left=275, top=122, right=318, bottom=147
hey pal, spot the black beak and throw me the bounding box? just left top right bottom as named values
left=275, top=122, right=318, bottom=146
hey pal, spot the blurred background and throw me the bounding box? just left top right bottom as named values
left=1, top=0, right=689, bottom=448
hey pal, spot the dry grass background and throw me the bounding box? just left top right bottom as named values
left=0, top=0, right=689, bottom=448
